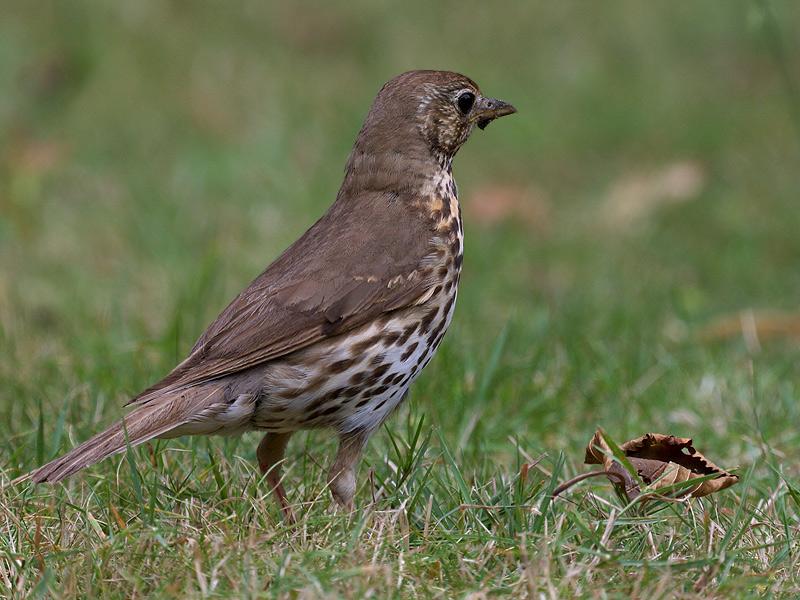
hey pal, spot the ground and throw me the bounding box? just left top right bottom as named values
left=1, top=1, right=799, bottom=597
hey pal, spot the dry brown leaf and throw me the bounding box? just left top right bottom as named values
left=465, top=183, right=551, bottom=231
left=5, top=137, right=67, bottom=175
left=696, top=309, right=800, bottom=350
left=602, top=161, right=705, bottom=228
left=583, top=430, right=739, bottom=501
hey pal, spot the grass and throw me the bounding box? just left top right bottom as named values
left=1, top=1, right=800, bottom=597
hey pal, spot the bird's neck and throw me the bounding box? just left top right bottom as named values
left=339, top=147, right=452, bottom=200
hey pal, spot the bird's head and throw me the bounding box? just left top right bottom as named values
left=351, top=70, right=516, bottom=169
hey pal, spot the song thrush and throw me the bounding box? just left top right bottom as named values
left=23, top=70, right=516, bottom=518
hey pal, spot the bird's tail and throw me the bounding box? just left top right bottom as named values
left=16, top=385, right=224, bottom=484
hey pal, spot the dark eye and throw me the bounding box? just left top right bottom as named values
left=457, top=91, right=475, bottom=114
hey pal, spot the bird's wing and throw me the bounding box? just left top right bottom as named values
left=130, top=191, right=442, bottom=405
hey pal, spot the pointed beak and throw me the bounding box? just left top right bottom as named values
left=471, top=97, right=517, bottom=130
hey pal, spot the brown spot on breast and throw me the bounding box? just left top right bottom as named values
left=443, top=295, right=455, bottom=316
left=397, top=322, right=418, bottom=345
left=342, top=386, right=361, bottom=397
left=328, top=357, right=357, bottom=374
left=427, top=319, right=447, bottom=346
left=351, top=333, right=383, bottom=356
left=432, top=330, right=446, bottom=349
left=372, top=363, right=391, bottom=379
left=383, top=331, right=401, bottom=346
left=306, top=386, right=345, bottom=411
left=386, top=372, right=406, bottom=386
left=400, top=341, right=419, bottom=361
left=349, top=371, right=367, bottom=385
left=419, top=306, right=440, bottom=332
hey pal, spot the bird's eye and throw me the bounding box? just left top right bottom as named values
left=456, top=91, right=475, bottom=114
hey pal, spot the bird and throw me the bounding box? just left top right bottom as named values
left=20, top=70, right=516, bottom=519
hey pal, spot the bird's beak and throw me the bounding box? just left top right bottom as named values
left=471, top=97, right=517, bottom=130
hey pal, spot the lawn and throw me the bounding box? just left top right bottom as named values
left=1, top=1, right=799, bottom=597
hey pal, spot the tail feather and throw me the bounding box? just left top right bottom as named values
left=17, top=385, right=224, bottom=484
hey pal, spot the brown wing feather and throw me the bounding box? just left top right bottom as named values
left=130, top=189, right=440, bottom=405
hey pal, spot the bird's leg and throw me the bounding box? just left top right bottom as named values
left=257, top=432, right=294, bottom=522
left=328, top=431, right=370, bottom=509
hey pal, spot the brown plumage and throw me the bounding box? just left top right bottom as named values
left=21, top=70, right=516, bottom=518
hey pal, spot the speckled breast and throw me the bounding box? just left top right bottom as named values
left=251, top=169, right=463, bottom=436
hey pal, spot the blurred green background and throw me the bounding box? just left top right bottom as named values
left=1, top=1, right=799, bottom=595
left=3, top=0, right=798, bottom=448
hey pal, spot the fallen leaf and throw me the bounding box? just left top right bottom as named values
left=464, top=183, right=551, bottom=231
left=602, top=161, right=705, bottom=228
left=697, top=309, right=800, bottom=351
left=582, top=430, right=739, bottom=501
left=5, top=136, right=68, bottom=175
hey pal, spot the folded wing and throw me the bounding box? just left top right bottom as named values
left=131, top=191, right=441, bottom=405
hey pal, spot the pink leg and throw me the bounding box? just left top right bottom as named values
left=328, top=432, right=370, bottom=509
left=257, top=432, right=295, bottom=523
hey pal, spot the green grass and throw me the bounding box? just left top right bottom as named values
left=2, top=1, right=800, bottom=597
